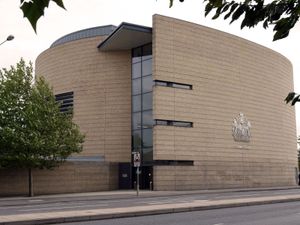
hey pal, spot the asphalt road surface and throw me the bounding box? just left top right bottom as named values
left=58, top=201, right=300, bottom=225
left=1, top=189, right=300, bottom=216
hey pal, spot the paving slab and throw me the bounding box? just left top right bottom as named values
left=0, top=186, right=297, bottom=207
left=1, top=191, right=300, bottom=225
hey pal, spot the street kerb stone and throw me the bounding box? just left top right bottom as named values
left=2, top=195, right=300, bottom=225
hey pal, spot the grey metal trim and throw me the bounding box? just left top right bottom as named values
left=98, top=22, right=152, bottom=49
left=51, top=25, right=117, bottom=48
left=66, top=155, right=105, bottom=162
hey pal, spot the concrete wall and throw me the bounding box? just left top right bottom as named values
left=0, top=35, right=131, bottom=195
left=0, top=15, right=296, bottom=194
left=0, top=162, right=118, bottom=196
left=36, top=36, right=131, bottom=162
left=152, top=15, right=297, bottom=190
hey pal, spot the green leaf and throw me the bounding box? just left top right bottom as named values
left=224, top=3, right=239, bottom=20
left=212, top=12, right=220, bottom=19
left=271, top=12, right=281, bottom=21
left=241, top=14, right=248, bottom=29
left=20, top=0, right=65, bottom=32
left=212, top=7, right=222, bottom=19
left=285, top=92, right=296, bottom=104
left=214, top=0, right=223, bottom=8
left=20, top=0, right=50, bottom=32
left=263, top=19, right=269, bottom=29
left=273, top=29, right=289, bottom=41
left=221, top=4, right=230, bottom=13
left=230, top=4, right=246, bottom=23
left=292, top=95, right=300, bottom=106
left=205, top=3, right=214, bottom=17
left=52, top=0, right=65, bottom=9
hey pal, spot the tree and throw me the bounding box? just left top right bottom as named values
left=20, top=0, right=299, bottom=41
left=0, top=59, right=84, bottom=196
left=170, top=0, right=299, bottom=41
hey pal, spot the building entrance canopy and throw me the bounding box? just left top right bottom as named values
left=98, top=22, right=152, bottom=51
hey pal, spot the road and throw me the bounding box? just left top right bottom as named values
left=58, top=201, right=300, bottom=225
left=1, top=188, right=300, bottom=216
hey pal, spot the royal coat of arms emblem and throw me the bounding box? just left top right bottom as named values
left=232, top=113, right=251, bottom=142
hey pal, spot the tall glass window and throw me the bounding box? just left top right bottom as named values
left=131, top=44, right=153, bottom=164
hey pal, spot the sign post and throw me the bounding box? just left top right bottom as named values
left=133, top=152, right=141, bottom=196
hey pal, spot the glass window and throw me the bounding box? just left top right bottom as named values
left=132, top=62, right=141, bottom=79
left=132, top=95, right=141, bottom=112
left=142, top=92, right=152, bottom=111
left=154, top=80, right=192, bottom=90
left=142, top=44, right=152, bottom=60
left=155, top=120, right=168, bottom=126
left=132, top=44, right=153, bottom=163
left=132, top=112, right=141, bottom=130
left=142, top=110, right=153, bottom=129
left=142, top=55, right=152, bottom=61
left=55, top=92, right=74, bottom=113
left=132, top=130, right=142, bottom=150
left=155, top=80, right=168, bottom=87
left=142, top=75, right=153, bottom=93
left=172, top=121, right=193, bottom=127
left=132, top=47, right=142, bottom=63
left=142, top=59, right=152, bottom=76
left=172, top=83, right=192, bottom=90
left=132, top=78, right=141, bottom=95
left=155, top=119, right=193, bottom=127
left=143, top=44, right=152, bottom=55
left=142, top=147, right=153, bottom=162
left=142, top=128, right=153, bottom=147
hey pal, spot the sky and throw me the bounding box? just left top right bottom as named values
left=1, top=0, right=300, bottom=134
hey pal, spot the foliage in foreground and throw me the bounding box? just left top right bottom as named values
left=0, top=59, right=84, bottom=170
left=285, top=92, right=300, bottom=106
left=20, top=0, right=65, bottom=32
left=21, top=0, right=299, bottom=41
left=170, top=0, right=299, bottom=41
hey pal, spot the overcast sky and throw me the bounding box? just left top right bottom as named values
left=1, top=0, right=300, bottom=134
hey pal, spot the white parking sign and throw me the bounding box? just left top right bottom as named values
left=133, top=152, right=141, bottom=167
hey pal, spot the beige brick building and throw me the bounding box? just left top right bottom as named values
left=0, top=15, right=297, bottom=195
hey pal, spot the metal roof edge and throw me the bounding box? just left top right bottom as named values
left=50, top=25, right=117, bottom=48
left=97, top=22, right=152, bottom=49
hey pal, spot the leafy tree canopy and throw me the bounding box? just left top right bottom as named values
left=170, top=0, right=299, bottom=41
left=21, top=0, right=299, bottom=41
left=0, top=59, right=84, bottom=170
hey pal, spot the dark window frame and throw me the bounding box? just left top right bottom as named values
left=154, top=80, right=192, bottom=90
left=155, top=119, right=193, bottom=128
left=153, top=160, right=194, bottom=166
left=55, top=91, right=74, bottom=113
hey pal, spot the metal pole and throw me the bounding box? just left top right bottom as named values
left=0, top=40, right=7, bottom=46
left=136, top=166, right=140, bottom=196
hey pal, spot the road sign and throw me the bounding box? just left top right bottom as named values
left=133, top=152, right=141, bottom=167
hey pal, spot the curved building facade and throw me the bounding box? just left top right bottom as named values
left=151, top=16, right=296, bottom=190
left=2, top=15, right=296, bottom=195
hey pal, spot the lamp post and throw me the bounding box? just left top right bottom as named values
left=0, top=35, right=14, bottom=46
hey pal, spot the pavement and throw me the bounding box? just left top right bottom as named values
left=1, top=186, right=300, bottom=225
